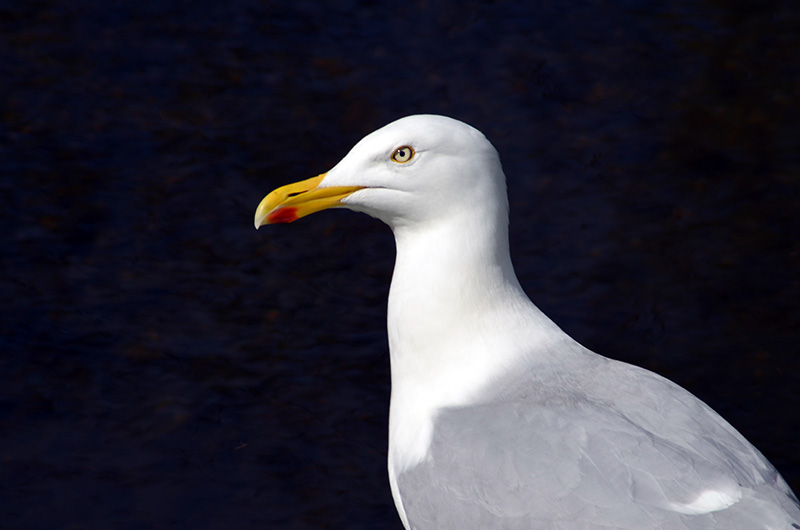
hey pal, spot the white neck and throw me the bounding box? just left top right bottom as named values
left=385, top=213, right=568, bottom=474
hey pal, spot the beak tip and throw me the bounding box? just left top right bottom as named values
left=254, top=206, right=269, bottom=230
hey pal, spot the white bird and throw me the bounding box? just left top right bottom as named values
left=254, top=115, right=800, bottom=529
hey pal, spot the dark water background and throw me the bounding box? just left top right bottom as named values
left=2, top=0, right=799, bottom=528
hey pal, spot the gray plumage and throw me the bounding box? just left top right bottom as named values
left=398, top=347, right=800, bottom=529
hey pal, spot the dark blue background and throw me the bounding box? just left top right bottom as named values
left=1, top=0, right=798, bottom=528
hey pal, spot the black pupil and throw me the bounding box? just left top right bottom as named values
left=398, top=149, right=407, bottom=158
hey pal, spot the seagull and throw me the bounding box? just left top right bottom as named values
left=254, top=114, right=800, bottom=529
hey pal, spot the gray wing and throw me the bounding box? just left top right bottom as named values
left=397, top=358, right=800, bottom=530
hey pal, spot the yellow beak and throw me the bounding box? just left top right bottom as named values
left=254, top=173, right=363, bottom=228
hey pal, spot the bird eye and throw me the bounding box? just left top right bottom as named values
left=391, top=146, right=415, bottom=163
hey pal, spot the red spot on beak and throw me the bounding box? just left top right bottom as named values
left=267, top=207, right=298, bottom=224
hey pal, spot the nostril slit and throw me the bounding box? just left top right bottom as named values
left=286, top=191, right=305, bottom=197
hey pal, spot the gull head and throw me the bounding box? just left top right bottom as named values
left=254, top=115, right=508, bottom=232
